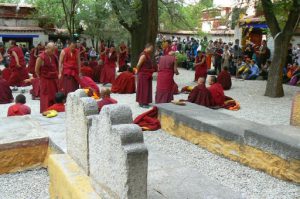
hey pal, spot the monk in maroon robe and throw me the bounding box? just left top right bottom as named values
left=1, top=66, right=11, bottom=82
left=59, top=40, right=80, bottom=96
left=118, top=42, right=128, bottom=72
left=194, top=51, right=207, bottom=82
left=217, top=66, right=232, bottom=90
left=136, top=43, right=154, bottom=108
left=28, top=44, right=42, bottom=76
left=99, top=40, right=106, bottom=62
left=46, top=92, right=66, bottom=112
left=36, top=42, right=59, bottom=113
left=0, top=70, right=13, bottom=104
left=155, top=52, right=179, bottom=104
left=111, top=68, right=135, bottom=94
left=80, top=76, right=100, bottom=97
left=188, top=77, right=212, bottom=107
left=81, top=61, right=93, bottom=79
left=7, top=40, right=29, bottom=87
left=89, top=57, right=101, bottom=83
left=208, top=75, right=225, bottom=107
left=23, top=77, right=40, bottom=100
left=7, top=94, right=31, bottom=116
left=97, top=88, right=118, bottom=112
left=100, top=47, right=117, bottom=84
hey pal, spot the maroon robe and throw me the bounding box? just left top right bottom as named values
left=0, top=77, right=13, bottom=104
left=30, top=78, right=40, bottom=99
left=118, top=45, right=127, bottom=72
left=133, top=106, right=161, bottom=131
left=81, top=65, right=93, bottom=79
left=217, top=70, right=232, bottom=90
left=61, top=47, right=80, bottom=96
left=7, top=103, right=31, bottom=116
left=136, top=51, right=153, bottom=105
left=47, top=103, right=65, bottom=112
left=8, top=46, right=29, bottom=87
left=111, top=71, right=135, bottom=94
left=188, top=84, right=212, bottom=107
left=97, top=97, right=118, bottom=112
left=208, top=83, right=225, bottom=106
left=100, top=52, right=117, bottom=84
left=194, top=54, right=207, bottom=81
left=80, top=76, right=100, bottom=96
left=39, top=51, right=59, bottom=113
left=155, top=55, right=177, bottom=104
left=1, top=68, right=11, bottom=81
left=28, top=48, right=37, bottom=75
left=89, top=60, right=101, bottom=83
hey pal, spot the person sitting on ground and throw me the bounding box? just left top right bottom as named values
left=1, top=63, right=11, bottom=81
left=46, top=92, right=66, bottom=112
left=97, top=88, right=118, bottom=112
left=245, top=59, right=259, bottom=80
left=289, top=64, right=300, bottom=86
left=217, top=66, right=232, bottom=90
left=187, top=77, right=212, bottom=107
left=0, top=70, right=14, bottom=104
left=7, top=94, right=31, bottom=116
left=260, top=60, right=271, bottom=80
left=80, top=61, right=93, bottom=79
left=111, top=66, right=136, bottom=94
left=208, top=75, right=225, bottom=107
left=236, top=57, right=247, bottom=78
left=80, top=76, right=100, bottom=98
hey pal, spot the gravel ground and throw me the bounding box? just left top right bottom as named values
left=0, top=169, right=49, bottom=199
left=0, top=68, right=299, bottom=198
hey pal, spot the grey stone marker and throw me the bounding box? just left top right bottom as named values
left=66, top=89, right=99, bottom=174
left=89, top=104, right=148, bottom=199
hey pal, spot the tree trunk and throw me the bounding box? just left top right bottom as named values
left=131, top=28, right=147, bottom=66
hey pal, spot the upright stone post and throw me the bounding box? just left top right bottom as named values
left=290, top=91, right=300, bottom=127
left=66, top=89, right=99, bottom=174
left=89, top=104, right=148, bottom=199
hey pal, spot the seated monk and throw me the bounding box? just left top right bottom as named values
left=208, top=75, right=225, bottom=107
left=0, top=70, right=14, bottom=104
left=89, top=57, right=102, bottom=83
left=217, top=66, right=232, bottom=90
left=81, top=61, right=93, bottom=79
left=97, top=88, right=118, bottom=112
left=24, top=77, right=40, bottom=100
left=80, top=76, right=100, bottom=98
left=187, top=77, right=212, bottom=107
left=111, top=67, right=136, bottom=94
left=1, top=64, right=11, bottom=81
left=46, top=92, right=66, bottom=112
left=7, top=94, right=31, bottom=116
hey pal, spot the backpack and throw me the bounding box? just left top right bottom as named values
left=265, top=47, right=271, bottom=59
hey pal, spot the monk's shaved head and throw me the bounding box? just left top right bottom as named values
left=197, top=77, right=205, bottom=85
left=100, top=88, right=111, bottom=98
left=45, top=42, right=56, bottom=55
left=46, top=42, right=55, bottom=49
left=208, top=75, right=217, bottom=85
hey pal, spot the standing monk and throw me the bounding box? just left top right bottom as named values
left=7, top=40, right=29, bottom=88
left=35, top=42, right=59, bottom=113
left=59, top=40, right=81, bottom=96
left=100, top=46, right=117, bottom=84
left=118, top=42, right=128, bottom=72
left=194, top=51, right=207, bottom=82
left=155, top=51, right=179, bottom=104
left=136, top=43, right=154, bottom=108
left=99, top=40, right=106, bottom=62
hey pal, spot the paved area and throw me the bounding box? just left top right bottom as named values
left=0, top=68, right=299, bottom=198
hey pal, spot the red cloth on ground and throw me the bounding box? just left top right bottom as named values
left=136, top=51, right=153, bottom=105
left=100, top=52, right=117, bottom=84
left=1, top=68, right=11, bottom=81
left=30, top=78, right=40, bottom=98
left=208, top=83, right=225, bottom=106
left=38, top=52, right=59, bottom=113
left=89, top=60, right=101, bottom=83
left=133, top=106, right=161, bottom=131
left=8, top=46, right=29, bottom=87
left=156, top=55, right=177, bottom=104
left=111, top=71, right=135, bottom=94
left=80, top=76, right=100, bottom=96
left=188, top=84, right=212, bottom=107
left=194, top=55, right=207, bottom=81
left=28, top=48, right=37, bottom=75
left=0, top=77, right=13, bottom=104
left=7, top=103, right=31, bottom=116
left=97, top=97, right=118, bottom=112
left=61, top=48, right=80, bottom=96
left=46, top=103, right=65, bottom=112
left=81, top=66, right=93, bottom=78
left=217, top=70, right=232, bottom=90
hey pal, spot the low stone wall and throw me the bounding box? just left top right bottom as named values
left=156, top=102, right=300, bottom=184
left=0, top=116, right=49, bottom=174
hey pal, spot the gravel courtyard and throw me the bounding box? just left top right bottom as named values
left=0, top=68, right=299, bottom=199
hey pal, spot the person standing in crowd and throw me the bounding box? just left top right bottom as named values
left=136, top=43, right=154, bottom=108
left=100, top=46, right=117, bottom=85
left=194, top=51, right=207, bottom=81
left=59, top=40, right=81, bottom=96
left=118, top=42, right=128, bottom=72
left=214, top=42, right=223, bottom=74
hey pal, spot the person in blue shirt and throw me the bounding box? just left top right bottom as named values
left=247, top=59, right=260, bottom=80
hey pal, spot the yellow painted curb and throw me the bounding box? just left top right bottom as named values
left=160, top=114, right=300, bottom=184
left=48, top=154, right=101, bottom=199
